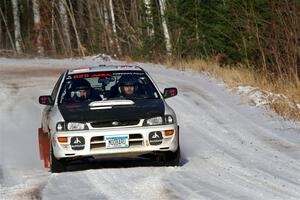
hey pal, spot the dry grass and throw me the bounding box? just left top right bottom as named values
left=162, top=58, right=300, bottom=121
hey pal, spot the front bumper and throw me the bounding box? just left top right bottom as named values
left=52, top=124, right=179, bottom=159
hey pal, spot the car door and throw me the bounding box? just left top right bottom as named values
left=42, top=73, right=65, bottom=133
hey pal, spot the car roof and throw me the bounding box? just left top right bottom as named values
left=67, top=65, right=144, bottom=75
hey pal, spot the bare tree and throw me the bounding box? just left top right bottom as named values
left=86, top=1, right=95, bottom=41
left=59, top=0, right=72, bottom=55
left=51, top=0, right=56, bottom=54
left=65, top=0, right=85, bottom=56
left=11, top=0, right=22, bottom=53
left=95, top=1, right=109, bottom=52
left=109, top=0, right=122, bottom=56
left=32, top=0, right=44, bottom=55
left=158, top=0, right=172, bottom=55
left=0, top=7, right=2, bottom=49
left=102, top=0, right=114, bottom=53
left=144, top=0, right=154, bottom=37
left=0, top=7, right=15, bottom=51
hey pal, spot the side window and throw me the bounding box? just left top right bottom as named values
left=51, top=73, right=64, bottom=102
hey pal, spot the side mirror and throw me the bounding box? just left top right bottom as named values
left=39, top=95, right=53, bottom=105
left=163, top=88, right=178, bottom=99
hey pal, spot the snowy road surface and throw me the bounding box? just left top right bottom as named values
left=0, top=58, right=299, bottom=200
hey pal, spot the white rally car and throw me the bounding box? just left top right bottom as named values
left=38, top=65, right=180, bottom=172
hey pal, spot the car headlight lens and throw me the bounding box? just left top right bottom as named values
left=67, top=122, right=88, bottom=131
left=56, top=122, right=88, bottom=131
left=144, top=116, right=163, bottom=126
left=143, top=115, right=175, bottom=126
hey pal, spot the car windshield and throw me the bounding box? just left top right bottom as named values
left=58, top=71, right=160, bottom=104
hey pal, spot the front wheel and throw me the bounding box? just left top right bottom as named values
left=50, top=147, right=66, bottom=173
left=163, top=147, right=181, bottom=166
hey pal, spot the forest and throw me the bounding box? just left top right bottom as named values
left=0, top=0, right=299, bottom=84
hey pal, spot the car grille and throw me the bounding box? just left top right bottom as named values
left=90, top=119, right=140, bottom=128
left=90, top=134, right=143, bottom=150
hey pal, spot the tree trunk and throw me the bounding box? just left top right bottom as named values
left=0, top=7, right=15, bottom=51
left=65, top=0, right=85, bottom=56
left=95, top=1, right=108, bottom=53
left=51, top=0, right=56, bottom=54
left=32, top=0, right=44, bottom=55
left=144, top=0, right=154, bottom=37
left=86, top=0, right=96, bottom=50
left=109, top=0, right=122, bottom=57
left=158, top=0, right=172, bottom=55
left=0, top=5, right=2, bottom=49
left=77, top=0, right=86, bottom=45
left=11, top=0, right=22, bottom=53
left=103, top=0, right=113, bottom=53
left=0, top=3, right=2, bottom=49
left=59, top=0, right=72, bottom=55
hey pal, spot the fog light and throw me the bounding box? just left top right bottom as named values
left=165, top=130, right=174, bottom=136
left=61, top=144, right=69, bottom=149
left=58, top=137, right=68, bottom=143
left=165, top=115, right=174, bottom=124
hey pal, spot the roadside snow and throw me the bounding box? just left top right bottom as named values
left=0, top=57, right=299, bottom=200
left=233, top=85, right=299, bottom=110
left=0, top=55, right=118, bottom=69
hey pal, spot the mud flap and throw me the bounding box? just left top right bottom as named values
left=38, top=128, right=50, bottom=168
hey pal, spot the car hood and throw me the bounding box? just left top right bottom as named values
left=58, top=99, right=165, bottom=122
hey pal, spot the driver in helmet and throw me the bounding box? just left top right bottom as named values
left=71, top=79, right=101, bottom=102
left=118, top=75, right=139, bottom=98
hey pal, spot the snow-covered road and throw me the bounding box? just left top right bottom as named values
left=0, top=58, right=299, bottom=200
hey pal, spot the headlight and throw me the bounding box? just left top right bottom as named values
left=67, top=122, right=88, bottom=131
left=143, top=115, right=175, bottom=126
left=56, top=122, right=88, bottom=131
left=143, top=116, right=163, bottom=126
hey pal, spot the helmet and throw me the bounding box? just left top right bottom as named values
left=118, top=75, right=138, bottom=86
left=70, top=79, right=91, bottom=100
left=118, top=75, right=139, bottom=96
left=72, top=79, right=91, bottom=91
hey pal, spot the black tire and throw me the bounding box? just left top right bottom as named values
left=163, top=146, right=181, bottom=166
left=50, top=147, right=66, bottom=173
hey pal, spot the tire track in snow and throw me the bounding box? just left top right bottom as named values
left=43, top=167, right=180, bottom=200
left=144, top=65, right=300, bottom=199
left=0, top=67, right=61, bottom=200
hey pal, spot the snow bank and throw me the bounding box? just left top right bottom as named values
left=232, top=85, right=299, bottom=111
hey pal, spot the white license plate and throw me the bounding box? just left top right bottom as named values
left=105, top=135, right=129, bottom=149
